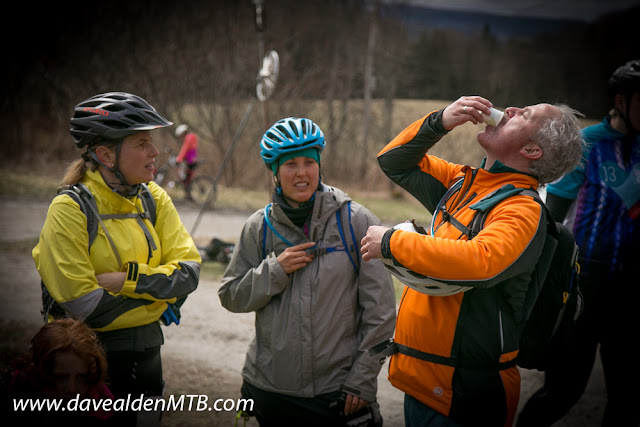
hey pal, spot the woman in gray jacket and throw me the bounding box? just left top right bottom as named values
left=219, top=117, right=396, bottom=426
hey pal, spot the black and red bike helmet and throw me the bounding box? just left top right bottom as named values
left=70, top=92, right=172, bottom=148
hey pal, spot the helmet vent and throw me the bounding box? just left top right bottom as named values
left=289, top=123, right=300, bottom=138
left=301, top=138, right=318, bottom=147
left=74, top=111, right=93, bottom=119
left=125, top=114, right=147, bottom=124
left=104, top=120, right=129, bottom=130
left=128, top=101, right=146, bottom=109
left=274, top=125, right=291, bottom=140
left=259, top=117, right=326, bottom=168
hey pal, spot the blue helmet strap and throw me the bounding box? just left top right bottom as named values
left=273, top=175, right=282, bottom=194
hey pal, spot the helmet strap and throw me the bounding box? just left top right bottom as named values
left=89, top=149, right=117, bottom=173
left=273, top=175, right=282, bottom=195
left=88, top=143, right=137, bottom=196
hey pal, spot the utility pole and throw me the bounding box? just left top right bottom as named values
left=361, top=0, right=378, bottom=177
left=253, top=0, right=269, bottom=130
left=191, top=0, right=278, bottom=234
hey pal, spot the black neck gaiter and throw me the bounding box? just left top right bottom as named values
left=272, top=191, right=315, bottom=228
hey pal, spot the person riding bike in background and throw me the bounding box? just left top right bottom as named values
left=219, top=117, right=396, bottom=426
left=175, top=124, right=199, bottom=190
left=517, top=59, right=640, bottom=427
left=33, top=92, right=201, bottom=426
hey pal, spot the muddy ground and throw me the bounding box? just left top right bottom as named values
left=0, top=199, right=607, bottom=426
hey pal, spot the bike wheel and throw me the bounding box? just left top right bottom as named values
left=188, top=175, right=216, bottom=209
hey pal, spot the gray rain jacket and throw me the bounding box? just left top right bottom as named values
left=219, top=184, right=396, bottom=403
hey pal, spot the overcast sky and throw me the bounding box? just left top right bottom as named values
left=389, top=0, right=640, bottom=21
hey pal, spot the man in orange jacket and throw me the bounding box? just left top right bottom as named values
left=361, top=95, right=585, bottom=426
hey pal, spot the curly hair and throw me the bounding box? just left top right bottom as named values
left=30, top=319, right=108, bottom=391
left=529, top=104, right=586, bottom=184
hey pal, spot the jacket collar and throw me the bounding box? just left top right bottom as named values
left=271, top=183, right=353, bottom=243
left=479, top=157, right=540, bottom=185
left=83, top=169, right=141, bottom=213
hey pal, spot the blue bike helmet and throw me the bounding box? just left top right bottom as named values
left=260, top=117, right=325, bottom=174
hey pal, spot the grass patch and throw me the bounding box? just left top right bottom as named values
left=350, top=192, right=432, bottom=226
left=0, top=168, right=60, bottom=199
left=200, top=261, right=228, bottom=281
left=0, top=238, right=39, bottom=255
left=215, top=186, right=270, bottom=212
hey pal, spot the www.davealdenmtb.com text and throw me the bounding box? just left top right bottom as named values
left=13, top=394, right=254, bottom=414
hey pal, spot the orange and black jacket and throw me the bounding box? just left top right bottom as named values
left=378, top=110, right=547, bottom=426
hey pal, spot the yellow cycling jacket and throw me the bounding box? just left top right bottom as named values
left=33, top=169, right=200, bottom=350
left=378, top=110, right=547, bottom=426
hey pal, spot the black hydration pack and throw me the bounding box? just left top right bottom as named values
left=40, top=182, right=158, bottom=322
left=449, top=184, right=583, bottom=371
left=471, top=187, right=582, bottom=370
left=370, top=182, right=582, bottom=372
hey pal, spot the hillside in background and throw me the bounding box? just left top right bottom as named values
left=382, top=3, right=584, bottom=40
left=1, top=0, right=638, bottom=189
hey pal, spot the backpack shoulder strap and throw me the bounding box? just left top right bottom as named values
left=261, top=203, right=294, bottom=260
left=139, top=183, right=157, bottom=226
left=520, top=189, right=559, bottom=236
left=261, top=206, right=268, bottom=260
left=58, top=183, right=99, bottom=247
left=263, top=203, right=294, bottom=247
left=432, top=178, right=524, bottom=239
left=260, top=202, right=360, bottom=276
left=43, top=184, right=99, bottom=322
left=42, top=183, right=159, bottom=320
left=336, top=201, right=359, bottom=274
left=134, top=183, right=159, bottom=259
left=61, top=182, right=159, bottom=268
left=467, top=186, right=540, bottom=240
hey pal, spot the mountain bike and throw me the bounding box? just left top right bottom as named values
left=153, top=148, right=215, bottom=208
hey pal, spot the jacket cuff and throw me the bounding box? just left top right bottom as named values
left=341, top=385, right=376, bottom=405
left=121, top=262, right=139, bottom=294
left=343, top=359, right=379, bottom=403
left=420, top=108, right=449, bottom=135
left=381, top=229, right=396, bottom=259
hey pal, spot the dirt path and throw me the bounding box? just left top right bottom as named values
left=0, top=199, right=606, bottom=426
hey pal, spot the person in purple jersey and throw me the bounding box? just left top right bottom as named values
left=517, top=60, right=640, bottom=427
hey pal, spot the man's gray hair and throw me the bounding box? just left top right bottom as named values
left=529, top=104, right=586, bottom=184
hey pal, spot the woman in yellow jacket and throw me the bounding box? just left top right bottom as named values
left=361, top=96, right=584, bottom=426
left=32, top=92, right=201, bottom=425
